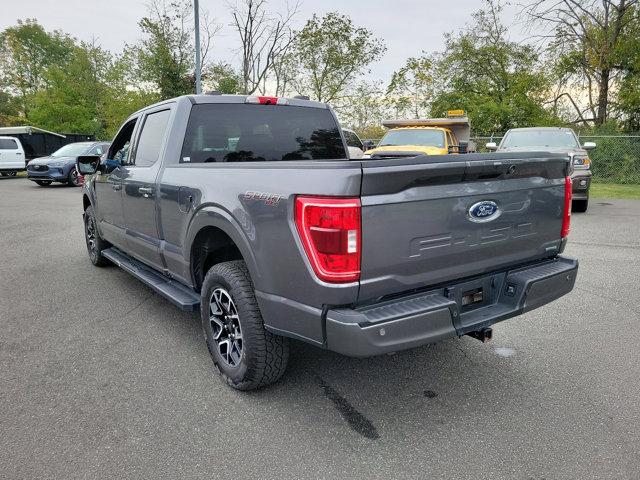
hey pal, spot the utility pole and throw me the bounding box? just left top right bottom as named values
left=194, top=0, right=202, bottom=94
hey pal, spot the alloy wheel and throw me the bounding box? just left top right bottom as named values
left=209, top=287, right=243, bottom=367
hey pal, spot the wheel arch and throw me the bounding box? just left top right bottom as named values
left=186, top=207, right=261, bottom=292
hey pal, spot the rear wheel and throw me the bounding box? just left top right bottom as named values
left=35, top=180, right=52, bottom=186
left=67, top=168, right=81, bottom=187
left=572, top=198, right=588, bottom=213
left=84, top=206, right=110, bottom=267
left=201, top=260, right=289, bottom=390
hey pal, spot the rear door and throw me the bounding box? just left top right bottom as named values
left=358, top=153, right=569, bottom=301
left=121, top=106, right=173, bottom=271
left=0, top=138, right=25, bottom=169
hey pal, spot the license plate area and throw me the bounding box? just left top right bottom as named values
left=461, top=287, right=483, bottom=307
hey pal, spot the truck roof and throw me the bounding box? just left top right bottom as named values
left=130, top=94, right=329, bottom=117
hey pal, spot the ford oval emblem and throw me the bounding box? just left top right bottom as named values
left=468, top=200, right=500, bottom=223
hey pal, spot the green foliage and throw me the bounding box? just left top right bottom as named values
left=387, top=54, right=434, bottom=118
left=430, top=0, right=557, bottom=135
left=584, top=136, right=640, bottom=184
left=0, top=19, right=75, bottom=118
left=289, top=12, right=386, bottom=103
left=131, top=1, right=196, bottom=99
left=207, top=63, right=241, bottom=94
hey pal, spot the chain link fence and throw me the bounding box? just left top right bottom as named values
left=472, top=135, right=640, bottom=184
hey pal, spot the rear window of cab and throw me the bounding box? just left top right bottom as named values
left=180, top=104, right=346, bottom=163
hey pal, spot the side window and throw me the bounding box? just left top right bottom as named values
left=0, top=138, right=18, bottom=150
left=133, top=109, right=171, bottom=167
left=344, top=131, right=363, bottom=149
left=88, top=144, right=103, bottom=156
left=108, top=119, right=137, bottom=165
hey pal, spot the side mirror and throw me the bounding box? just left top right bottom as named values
left=583, top=141, right=596, bottom=150
left=485, top=142, right=498, bottom=151
left=362, top=140, right=376, bottom=151
left=76, top=155, right=101, bottom=175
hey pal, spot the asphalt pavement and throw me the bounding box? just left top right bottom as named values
left=1, top=176, right=639, bottom=479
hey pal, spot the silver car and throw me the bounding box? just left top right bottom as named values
left=487, top=127, right=595, bottom=212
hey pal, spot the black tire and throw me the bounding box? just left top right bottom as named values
left=201, top=260, right=289, bottom=390
left=84, top=206, right=110, bottom=267
left=67, top=168, right=81, bottom=187
left=572, top=198, right=588, bottom=213
left=35, top=180, right=52, bottom=186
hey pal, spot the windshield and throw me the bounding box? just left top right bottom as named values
left=51, top=143, right=92, bottom=157
left=379, top=129, right=445, bottom=148
left=502, top=130, right=579, bottom=149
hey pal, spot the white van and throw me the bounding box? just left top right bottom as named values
left=0, top=136, right=26, bottom=176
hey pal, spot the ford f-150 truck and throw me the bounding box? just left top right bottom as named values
left=77, top=94, right=578, bottom=391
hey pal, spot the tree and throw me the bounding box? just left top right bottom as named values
left=387, top=54, right=435, bottom=118
left=231, top=0, right=298, bottom=95
left=523, top=0, right=639, bottom=126
left=0, top=19, right=75, bottom=118
left=207, top=62, right=242, bottom=94
left=337, top=81, right=388, bottom=138
left=429, top=0, right=555, bottom=135
left=288, top=12, right=386, bottom=103
left=130, top=0, right=220, bottom=98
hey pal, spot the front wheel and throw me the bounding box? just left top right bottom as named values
left=67, top=168, right=81, bottom=187
left=201, top=260, right=289, bottom=390
left=572, top=198, right=588, bottom=213
left=84, top=206, right=110, bottom=267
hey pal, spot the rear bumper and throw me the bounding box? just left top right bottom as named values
left=325, top=256, right=578, bottom=357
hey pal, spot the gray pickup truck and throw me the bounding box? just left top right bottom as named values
left=77, top=94, right=578, bottom=390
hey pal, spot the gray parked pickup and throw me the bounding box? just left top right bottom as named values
left=77, top=94, right=578, bottom=390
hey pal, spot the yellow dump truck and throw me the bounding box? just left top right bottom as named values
left=362, top=110, right=475, bottom=159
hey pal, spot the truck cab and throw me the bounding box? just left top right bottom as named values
left=363, top=111, right=474, bottom=158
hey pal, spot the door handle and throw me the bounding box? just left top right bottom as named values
left=138, top=187, right=153, bottom=197
left=112, top=183, right=122, bottom=191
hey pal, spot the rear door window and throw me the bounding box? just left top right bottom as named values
left=0, top=138, right=18, bottom=150
left=134, top=109, right=171, bottom=167
left=180, top=104, right=346, bottom=163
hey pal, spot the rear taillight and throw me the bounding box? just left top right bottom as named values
left=294, top=196, right=361, bottom=283
left=561, top=176, right=572, bottom=238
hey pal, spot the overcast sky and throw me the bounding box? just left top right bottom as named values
left=1, top=0, right=526, bottom=83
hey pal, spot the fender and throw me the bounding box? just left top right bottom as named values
left=184, top=204, right=262, bottom=290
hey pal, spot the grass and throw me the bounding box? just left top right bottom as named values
left=590, top=182, right=640, bottom=200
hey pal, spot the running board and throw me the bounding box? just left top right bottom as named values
left=102, top=247, right=200, bottom=311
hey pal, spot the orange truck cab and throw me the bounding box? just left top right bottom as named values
left=363, top=110, right=475, bottom=159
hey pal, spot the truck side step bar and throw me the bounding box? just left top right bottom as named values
left=102, top=247, right=200, bottom=311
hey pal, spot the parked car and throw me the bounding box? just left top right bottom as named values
left=27, top=141, right=109, bottom=187
left=342, top=128, right=364, bottom=159
left=486, top=127, right=594, bottom=212
left=77, top=94, right=578, bottom=391
left=0, top=136, right=27, bottom=176
left=362, top=111, right=475, bottom=159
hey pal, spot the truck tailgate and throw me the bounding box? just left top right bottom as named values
left=358, top=152, right=569, bottom=301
